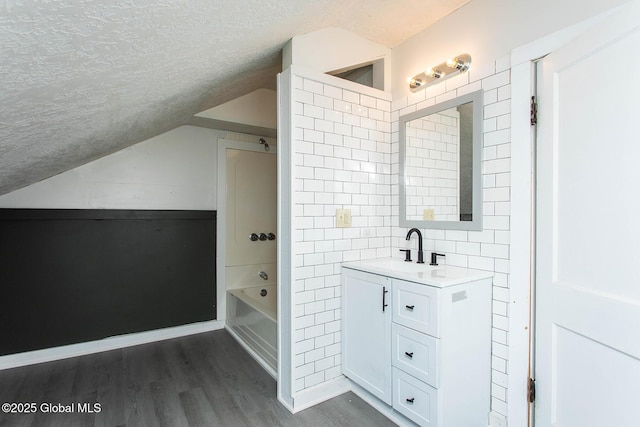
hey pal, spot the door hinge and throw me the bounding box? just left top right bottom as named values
left=530, top=96, right=538, bottom=126
left=528, top=377, right=536, bottom=403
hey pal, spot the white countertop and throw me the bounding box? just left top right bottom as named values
left=342, top=257, right=493, bottom=287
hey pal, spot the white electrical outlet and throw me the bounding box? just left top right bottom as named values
left=336, top=209, right=352, bottom=228
left=423, top=209, right=435, bottom=221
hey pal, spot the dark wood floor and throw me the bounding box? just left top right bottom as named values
left=0, top=329, right=395, bottom=427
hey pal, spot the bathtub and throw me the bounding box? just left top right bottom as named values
left=226, top=284, right=277, bottom=377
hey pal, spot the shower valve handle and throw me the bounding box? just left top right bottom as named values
left=259, top=271, right=268, bottom=280
left=250, top=232, right=275, bottom=242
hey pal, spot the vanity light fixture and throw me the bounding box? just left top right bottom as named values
left=409, top=53, right=471, bottom=91
left=425, top=68, right=442, bottom=79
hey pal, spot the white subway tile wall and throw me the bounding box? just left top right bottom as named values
left=404, top=109, right=461, bottom=221
left=289, top=57, right=511, bottom=419
left=391, top=56, right=512, bottom=418
left=292, top=75, right=392, bottom=392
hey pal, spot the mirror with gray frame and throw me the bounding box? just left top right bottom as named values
left=399, top=90, right=483, bottom=230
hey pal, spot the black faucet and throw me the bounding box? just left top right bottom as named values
left=405, top=228, right=424, bottom=264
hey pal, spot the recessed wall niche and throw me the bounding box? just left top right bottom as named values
left=328, top=59, right=384, bottom=90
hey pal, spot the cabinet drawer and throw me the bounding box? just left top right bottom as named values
left=392, top=280, right=438, bottom=336
left=392, top=323, right=439, bottom=387
left=393, top=367, right=439, bottom=427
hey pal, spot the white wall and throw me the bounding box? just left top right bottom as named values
left=389, top=0, right=630, bottom=424
left=404, top=109, right=461, bottom=221
left=391, top=0, right=629, bottom=99
left=288, top=67, right=393, bottom=395
left=0, top=123, right=281, bottom=368
left=275, top=0, right=631, bottom=423
left=391, top=55, right=512, bottom=420
left=284, top=27, right=391, bottom=92
left=196, top=88, right=278, bottom=129
left=0, top=125, right=221, bottom=210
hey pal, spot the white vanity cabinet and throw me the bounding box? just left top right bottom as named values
left=342, top=259, right=492, bottom=427
left=342, top=268, right=392, bottom=404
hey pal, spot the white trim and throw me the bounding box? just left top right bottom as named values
left=510, top=7, right=620, bottom=67
left=508, top=60, right=535, bottom=427
left=277, top=68, right=295, bottom=410
left=348, top=381, right=414, bottom=427
left=291, top=376, right=351, bottom=413
left=225, top=325, right=277, bottom=379
left=508, top=8, right=619, bottom=426
left=216, top=138, right=277, bottom=323
left=278, top=391, right=295, bottom=414
left=0, top=320, right=224, bottom=371
left=189, top=116, right=277, bottom=139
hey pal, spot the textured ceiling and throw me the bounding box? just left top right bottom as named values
left=0, top=0, right=470, bottom=195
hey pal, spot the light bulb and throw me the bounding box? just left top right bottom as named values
left=446, top=58, right=459, bottom=68
left=426, top=68, right=443, bottom=78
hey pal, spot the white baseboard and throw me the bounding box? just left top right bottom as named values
left=349, top=379, right=501, bottom=427
left=0, top=320, right=225, bottom=371
left=349, top=381, right=417, bottom=427
left=278, top=394, right=295, bottom=414
left=291, top=376, right=351, bottom=413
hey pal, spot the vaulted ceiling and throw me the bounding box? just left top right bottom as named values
left=0, top=0, right=470, bottom=195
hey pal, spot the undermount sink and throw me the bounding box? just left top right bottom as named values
left=360, top=258, right=438, bottom=273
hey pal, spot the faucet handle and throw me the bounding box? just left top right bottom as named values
left=430, top=252, right=446, bottom=266
left=399, top=249, right=412, bottom=262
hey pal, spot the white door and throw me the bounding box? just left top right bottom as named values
left=226, top=148, right=277, bottom=267
left=535, top=3, right=640, bottom=426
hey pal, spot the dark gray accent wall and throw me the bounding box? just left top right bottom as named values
left=0, top=209, right=216, bottom=356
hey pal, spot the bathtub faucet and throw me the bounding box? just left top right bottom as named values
left=259, top=271, right=268, bottom=280
left=406, top=228, right=425, bottom=264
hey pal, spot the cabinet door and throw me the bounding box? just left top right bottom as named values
left=342, top=268, right=392, bottom=404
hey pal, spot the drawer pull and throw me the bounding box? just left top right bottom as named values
left=404, top=351, right=414, bottom=359
left=406, top=397, right=415, bottom=404
left=405, top=305, right=415, bottom=311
